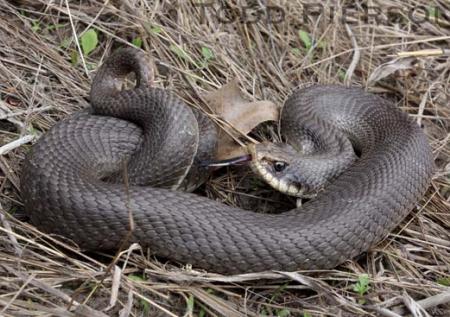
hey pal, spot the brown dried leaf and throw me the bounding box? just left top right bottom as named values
left=367, top=57, right=418, bottom=86
left=204, top=79, right=279, bottom=159
left=214, top=137, right=249, bottom=161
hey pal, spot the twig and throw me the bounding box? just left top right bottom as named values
left=417, top=289, right=450, bottom=311
left=344, top=24, right=360, bottom=86
left=118, top=290, right=133, bottom=317
left=0, top=101, right=24, bottom=129
left=402, top=291, right=431, bottom=317
left=396, top=48, right=450, bottom=57
left=0, top=105, right=52, bottom=120
left=0, top=206, right=22, bottom=257
left=0, top=273, right=36, bottom=314
left=367, top=305, right=403, bottom=317
left=64, top=0, right=89, bottom=76
left=0, top=135, right=35, bottom=156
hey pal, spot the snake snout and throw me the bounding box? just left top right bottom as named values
left=248, top=142, right=307, bottom=197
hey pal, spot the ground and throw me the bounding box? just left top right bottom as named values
left=0, top=1, right=449, bottom=316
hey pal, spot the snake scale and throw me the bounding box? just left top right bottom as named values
left=21, top=48, right=434, bottom=274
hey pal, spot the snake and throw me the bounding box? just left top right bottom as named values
left=20, top=48, right=434, bottom=274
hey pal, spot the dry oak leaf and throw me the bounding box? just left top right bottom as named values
left=203, top=79, right=280, bottom=160
left=367, top=57, right=418, bottom=86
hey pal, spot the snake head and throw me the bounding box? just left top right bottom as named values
left=247, top=142, right=313, bottom=197
left=202, top=141, right=330, bottom=198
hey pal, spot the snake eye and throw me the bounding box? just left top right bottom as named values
left=273, top=161, right=287, bottom=172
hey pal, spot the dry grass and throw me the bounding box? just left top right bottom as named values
left=0, top=0, right=449, bottom=316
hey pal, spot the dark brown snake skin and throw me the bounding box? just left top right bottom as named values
left=21, top=48, right=434, bottom=274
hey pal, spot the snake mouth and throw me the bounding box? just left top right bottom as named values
left=200, top=154, right=252, bottom=167
left=200, top=144, right=257, bottom=168
left=250, top=159, right=304, bottom=197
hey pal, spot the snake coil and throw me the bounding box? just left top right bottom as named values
left=21, top=48, right=434, bottom=274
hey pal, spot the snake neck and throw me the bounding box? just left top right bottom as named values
left=90, top=48, right=151, bottom=102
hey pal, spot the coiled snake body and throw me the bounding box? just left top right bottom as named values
left=21, top=49, right=434, bottom=274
